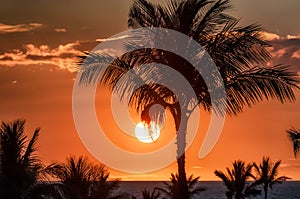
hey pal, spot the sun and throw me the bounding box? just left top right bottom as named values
left=135, top=121, right=160, bottom=143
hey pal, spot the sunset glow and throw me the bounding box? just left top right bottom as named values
left=135, top=121, right=160, bottom=143
left=0, top=0, right=299, bottom=183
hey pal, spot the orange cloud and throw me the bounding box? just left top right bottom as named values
left=96, top=35, right=129, bottom=42
left=262, top=31, right=280, bottom=41
left=54, top=28, right=67, bottom=32
left=287, top=34, right=300, bottom=40
left=291, top=50, right=300, bottom=59
left=0, top=42, right=82, bottom=72
left=0, top=23, right=43, bottom=34
left=262, top=31, right=300, bottom=41
left=268, top=47, right=287, bottom=58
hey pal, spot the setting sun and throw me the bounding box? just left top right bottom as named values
left=135, top=121, right=160, bottom=143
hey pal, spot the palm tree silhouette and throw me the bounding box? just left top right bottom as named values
left=253, top=156, right=290, bottom=199
left=78, top=0, right=299, bottom=198
left=0, top=119, right=46, bottom=198
left=155, top=173, right=206, bottom=198
left=47, top=156, right=122, bottom=199
left=286, top=128, right=300, bottom=158
left=214, top=160, right=261, bottom=199
left=141, top=189, right=161, bottom=199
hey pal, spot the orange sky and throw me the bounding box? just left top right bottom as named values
left=0, top=65, right=299, bottom=180
left=0, top=0, right=300, bottom=181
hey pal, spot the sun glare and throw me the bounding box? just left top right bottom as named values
left=135, top=121, right=160, bottom=143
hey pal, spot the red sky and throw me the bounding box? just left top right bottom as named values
left=0, top=0, right=300, bottom=180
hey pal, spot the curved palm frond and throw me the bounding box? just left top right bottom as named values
left=225, top=65, right=299, bottom=115
left=286, top=127, right=300, bottom=158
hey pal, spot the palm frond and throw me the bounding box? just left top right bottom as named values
left=22, top=127, right=40, bottom=168
left=194, top=0, right=233, bottom=39
left=0, top=119, right=46, bottom=198
left=225, top=65, right=299, bottom=115
left=215, top=160, right=259, bottom=198
left=155, top=173, right=206, bottom=198
left=128, top=0, right=159, bottom=28
left=141, top=189, right=161, bottom=199
left=286, top=127, right=300, bottom=158
left=253, top=156, right=290, bottom=197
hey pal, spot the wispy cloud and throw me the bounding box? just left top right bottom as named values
left=264, top=32, right=300, bottom=73
left=0, top=23, right=43, bottom=34
left=268, top=47, right=287, bottom=58
left=0, top=42, right=82, bottom=72
left=263, top=31, right=300, bottom=41
left=280, top=163, right=300, bottom=168
left=291, top=50, right=300, bottom=59
left=262, top=31, right=281, bottom=41
left=96, top=35, right=129, bottom=42
left=193, top=166, right=203, bottom=169
left=54, top=28, right=67, bottom=33
left=287, top=34, right=300, bottom=40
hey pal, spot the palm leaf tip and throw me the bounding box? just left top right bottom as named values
left=286, top=127, right=300, bottom=158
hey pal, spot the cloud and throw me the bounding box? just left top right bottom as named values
left=96, top=35, right=129, bottom=42
left=287, top=34, right=300, bottom=40
left=193, top=166, right=203, bottom=169
left=291, top=50, right=300, bottom=59
left=54, top=28, right=67, bottom=33
left=268, top=47, right=287, bottom=58
left=265, top=33, right=300, bottom=72
left=280, top=163, right=300, bottom=168
left=0, top=23, right=43, bottom=34
left=262, top=31, right=281, bottom=41
left=0, top=42, right=82, bottom=72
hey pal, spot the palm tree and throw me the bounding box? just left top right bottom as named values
left=47, top=156, right=122, bottom=199
left=214, top=160, right=261, bottom=199
left=155, top=174, right=206, bottom=198
left=0, top=119, right=46, bottom=198
left=141, top=189, right=161, bottom=199
left=286, top=128, right=300, bottom=158
left=78, top=0, right=299, bottom=198
left=253, top=156, right=290, bottom=199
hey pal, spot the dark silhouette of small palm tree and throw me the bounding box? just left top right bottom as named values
left=141, top=189, right=161, bottom=199
left=0, top=119, right=47, bottom=198
left=253, top=156, right=290, bottom=199
left=47, top=156, right=122, bottom=199
left=286, top=128, right=300, bottom=158
left=155, top=173, right=206, bottom=198
left=214, top=160, right=261, bottom=199
left=78, top=0, right=299, bottom=198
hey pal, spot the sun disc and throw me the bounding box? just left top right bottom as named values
left=135, top=121, right=160, bottom=143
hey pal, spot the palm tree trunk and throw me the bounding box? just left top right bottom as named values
left=176, top=115, right=189, bottom=199
left=264, top=186, right=268, bottom=199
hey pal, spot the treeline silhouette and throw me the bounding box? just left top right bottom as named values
left=0, top=119, right=291, bottom=199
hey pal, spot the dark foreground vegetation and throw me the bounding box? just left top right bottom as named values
left=0, top=119, right=292, bottom=199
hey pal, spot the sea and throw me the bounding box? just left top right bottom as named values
left=118, top=181, right=300, bottom=199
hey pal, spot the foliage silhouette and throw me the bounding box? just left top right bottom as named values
left=286, top=128, right=300, bottom=158
left=253, top=156, right=290, bottom=199
left=0, top=119, right=50, bottom=198
left=78, top=0, right=299, bottom=198
left=47, top=156, right=124, bottom=199
left=155, top=174, right=206, bottom=198
left=214, top=160, right=261, bottom=199
left=141, top=189, right=161, bottom=199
